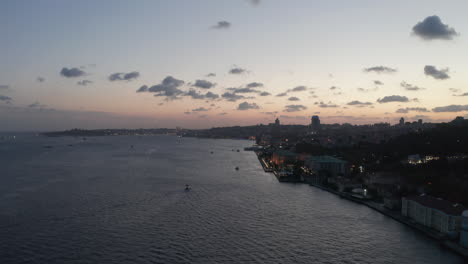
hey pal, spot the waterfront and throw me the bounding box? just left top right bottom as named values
left=0, top=134, right=464, bottom=263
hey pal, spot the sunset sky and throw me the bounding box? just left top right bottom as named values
left=1, top=0, right=467, bottom=131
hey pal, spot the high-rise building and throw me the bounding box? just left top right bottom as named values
left=275, top=118, right=280, bottom=126
left=399, top=117, right=405, bottom=126
left=311, top=115, right=321, bottom=131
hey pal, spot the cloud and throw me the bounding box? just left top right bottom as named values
left=284, top=104, right=307, bottom=112
left=374, top=80, right=383, bottom=85
left=37, top=77, right=45, bottom=83
left=276, top=92, right=288, bottom=97
left=261, top=111, right=278, bottom=115
left=400, top=81, right=425, bottom=91
left=184, top=89, right=206, bottom=100
left=246, top=0, right=261, bottom=6
left=206, top=73, right=216, bottom=77
left=347, top=101, right=373, bottom=106
left=396, top=107, right=429, bottom=113
left=222, top=92, right=250, bottom=102
left=205, top=91, right=220, bottom=99
left=109, top=71, right=140, bottom=81
left=288, top=96, right=300, bottom=101
left=212, top=21, right=231, bottom=29
left=317, top=102, right=338, bottom=108
left=137, top=76, right=185, bottom=99
left=192, top=107, right=209, bottom=112
left=412, top=15, right=458, bottom=40
left=246, top=82, right=263, bottom=88
left=377, top=95, right=409, bottom=103
left=237, top=102, right=259, bottom=110
left=192, top=79, right=216, bottom=89
left=288, top=86, right=308, bottom=92
left=449, top=88, right=461, bottom=93
left=432, top=105, right=468, bottom=112
left=363, top=66, right=397, bottom=74
left=229, top=67, right=247, bottom=74
left=60, top=67, right=86, bottom=78
left=227, top=87, right=260, bottom=94
left=0, top=95, right=12, bottom=103
left=424, top=65, right=450, bottom=80
left=329, top=86, right=339, bottom=90
left=454, top=92, right=468, bottom=97
left=259, top=91, right=271, bottom=96
left=0, top=85, right=9, bottom=90
left=28, top=101, right=47, bottom=109
left=357, top=87, right=377, bottom=93
left=77, top=80, right=93, bottom=86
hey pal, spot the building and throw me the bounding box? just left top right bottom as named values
left=399, top=117, right=405, bottom=126
left=461, top=211, right=468, bottom=248
left=401, top=195, right=465, bottom=237
left=304, top=156, right=347, bottom=177
left=271, top=150, right=297, bottom=167
left=310, top=115, right=321, bottom=131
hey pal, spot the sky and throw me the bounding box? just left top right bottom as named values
left=1, top=0, right=468, bottom=131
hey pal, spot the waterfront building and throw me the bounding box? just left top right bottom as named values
left=304, top=156, right=347, bottom=177
left=401, top=195, right=465, bottom=237
left=461, top=210, right=468, bottom=248
left=271, top=150, right=297, bottom=167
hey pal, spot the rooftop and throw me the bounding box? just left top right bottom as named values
left=405, top=194, right=466, bottom=216
left=307, top=155, right=346, bottom=163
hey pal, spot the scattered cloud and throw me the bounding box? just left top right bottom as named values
left=374, top=80, right=383, bottom=86
left=0, top=95, right=12, bottom=103
left=77, top=80, right=93, bottom=86
left=28, top=101, right=47, bottom=109
left=212, top=21, right=231, bottom=29
left=412, top=15, right=458, bottom=40
left=284, top=104, right=307, bottom=112
left=288, top=86, right=307, bottom=92
left=329, top=86, right=339, bottom=90
left=424, top=65, right=450, bottom=80
left=184, top=89, right=207, bottom=100
left=432, top=105, right=468, bottom=112
left=60, top=67, right=86, bottom=78
left=192, top=79, right=216, bottom=89
left=109, top=71, right=140, bottom=81
left=454, top=92, right=468, bottom=97
left=246, top=0, right=261, bottom=6
left=276, top=92, right=288, bottom=97
left=192, top=107, right=209, bottom=112
left=396, top=107, right=429, bottom=113
left=401, top=81, right=425, bottom=91
left=317, top=102, right=339, bottom=108
left=246, top=82, right=264, bottom=88
left=363, top=66, right=397, bottom=74
left=237, top=102, right=259, bottom=110
left=222, top=92, right=250, bottom=102
left=347, top=101, right=373, bottom=106
left=227, top=87, right=259, bottom=93
left=288, top=96, right=300, bottom=101
left=206, top=73, right=216, bottom=77
left=137, top=76, right=185, bottom=100
left=0, top=85, right=9, bottom=90
left=37, top=77, right=45, bottom=83
left=377, top=95, right=409, bottom=103
left=205, top=91, right=220, bottom=99
left=449, top=88, right=461, bottom=93
left=259, top=91, right=271, bottom=96
left=229, top=67, right=247, bottom=74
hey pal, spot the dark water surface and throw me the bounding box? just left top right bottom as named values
left=0, top=134, right=464, bottom=263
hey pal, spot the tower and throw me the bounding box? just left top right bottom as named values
left=399, top=117, right=405, bottom=126
left=311, top=115, right=321, bottom=131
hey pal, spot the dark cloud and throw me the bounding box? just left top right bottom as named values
left=206, top=73, right=216, bottom=77
left=0, top=95, right=12, bottom=103
left=137, top=76, right=185, bottom=100
left=347, top=101, right=373, bottom=106
left=317, top=102, right=338, bottom=108
left=401, top=81, right=425, bottom=91
left=60, top=67, right=86, bottom=78
left=184, top=89, right=206, bottom=100
left=227, top=87, right=259, bottom=93
left=222, top=92, right=250, bottom=102
left=284, top=104, right=307, bottom=112
left=288, top=96, right=300, bottom=101
left=193, top=79, right=216, bottom=89
left=276, top=92, right=288, bottom=97
left=37, top=77, right=45, bottom=83
left=396, top=107, right=429, bottom=113
left=246, top=0, right=261, bottom=6
left=237, top=102, right=259, bottom=110
left=77, top=80, right=93, bottom=86
left=363, top=66, right=397, bottom=74
left=212, top=21, right=231, bottom=29
left=0, top=85, right=9, bottom=90
left=374, top=80, right=383, bottom=85
left=432, top=105, right=468, bottom=112
left=424, top=65, right=450, bottom=80
left=205, top=91, right=220, bottom=99
left=287, top=86, right=308, bottom=92
left=192, top=107, right=209, bottom=112
left=377, top=95, right=409, bottom=103
left=329, top=86, right=339, bottom=90
left=109, top=71, right=140, bottom=81
left=412, top=15, right=458, bottom=40
left=246, top=82, right=263, bottom=88
left=455, top=92, right=468, bottom=97
left=28, top=102, right=47, bottom=109
left=229, top=67, right=247, bottom=74
left=259, top=91, right=271, bottom=96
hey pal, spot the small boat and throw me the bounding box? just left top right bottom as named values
left=185, top=184, right=191, bottom=191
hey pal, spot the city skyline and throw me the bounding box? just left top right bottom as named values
left=1, top=0, right=468, bottom=131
